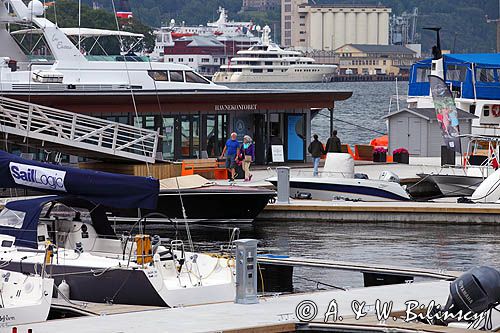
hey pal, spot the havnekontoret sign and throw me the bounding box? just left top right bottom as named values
left=214, top=104, right=258, bottom=111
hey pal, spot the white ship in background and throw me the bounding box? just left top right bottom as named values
left=212, top=26, right=337, bottom=83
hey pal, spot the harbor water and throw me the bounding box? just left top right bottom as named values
left=151, top=221, right=500, bottom=292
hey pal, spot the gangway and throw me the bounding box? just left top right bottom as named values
left=0, top=96, right=159, bottom=163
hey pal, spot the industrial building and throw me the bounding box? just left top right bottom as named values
left=281, top=0, right=391, bottom=50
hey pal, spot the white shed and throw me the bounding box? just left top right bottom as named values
left=382, top=108, right=477, bottom=157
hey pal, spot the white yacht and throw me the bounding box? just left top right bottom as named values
left=213, top=26, right=337, bottom=83
left=0, top=0, right=227, bottom=94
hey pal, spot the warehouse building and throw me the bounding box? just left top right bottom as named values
left=281, top=0, right=391, bottom=50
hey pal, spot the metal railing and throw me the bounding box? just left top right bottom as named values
left=0, top=96, right=159, bottom=163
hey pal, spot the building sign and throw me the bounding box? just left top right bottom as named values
left=271, top=145, right=285, bottom=163
left=215, top=104, right=258, bottom=111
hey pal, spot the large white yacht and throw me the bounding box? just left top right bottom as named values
left=212, top=26, right=337, bottom=83
left=0, top=0, right=227, bottom=94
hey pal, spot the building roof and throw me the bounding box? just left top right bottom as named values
left=176, top=36, right=225, bottom=48
left=340, top=44, right=416, bottom=55
left=382, top=108, right=477, bottom=121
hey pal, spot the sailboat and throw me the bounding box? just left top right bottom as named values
left=0, top=150, right=235, bottom=307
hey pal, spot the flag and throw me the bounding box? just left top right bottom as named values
left=429, top=75, right=461, bottom=153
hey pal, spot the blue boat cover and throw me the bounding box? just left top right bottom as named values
left=408, top=54, right=500, bottom=100
left=0, top=150, right=159, bottom=209
left=2, top=196, right=116, bottom=248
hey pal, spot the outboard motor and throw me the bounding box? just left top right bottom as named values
left=379, top=171, right=400, bottom=183
left=434, top=266, right=500, bottom=326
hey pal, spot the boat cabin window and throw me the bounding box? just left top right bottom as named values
left=0, top=208, right=26, bottom=229
left=41, top=203, right=93, bottom=224
left=185, top=71, right=210, bottom=84
left=416, top=67, right=431, bottom=82
left=148, top=70, right=169, bottom=81
left=252, top=69, right=263, bottom=73
left=446, top=65, right=467, bottom=82
left=169, top=70, right=184, bottom=82
left=476, top=68, right=498, bottom=83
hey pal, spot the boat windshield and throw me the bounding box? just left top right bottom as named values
left=0, top=208, right=26, bottom=229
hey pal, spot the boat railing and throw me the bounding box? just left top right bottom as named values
left=0, top=96, right=159, bottom=163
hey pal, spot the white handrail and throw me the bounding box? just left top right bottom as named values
left=0, top=96, right=159, bottom=163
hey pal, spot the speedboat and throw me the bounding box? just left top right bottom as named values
left=0, top=150, right=235, bottom=307
left=110, top=175, right=276, bottom=224
left=0, top=269, right=53, bottom=326
left=267, top=153, right=410, bottom=202
left=418, top=135, right=499, bottom=197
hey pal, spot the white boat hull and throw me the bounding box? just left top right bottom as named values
left=268, top=176, right=411, bottom=202
left=0, top=270, right=53, bottom=326
left=213, top=67, right=334, bottom=83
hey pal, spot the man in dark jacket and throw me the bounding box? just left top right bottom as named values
left=308, top=134, right=325, bottom=176
left=325, top=130, right=342, bottom=153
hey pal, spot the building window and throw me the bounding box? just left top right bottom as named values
left=285, top=31, right=291, bottom=37
left=285, top=4, right=291, bottom=12
left=168, top=58, right=174, bottom=62
left=285, top=15, right=291, bottom=20
left=201, top=58, right=210, bottom=63
left=178, top=58, right=183, bottom=62
left=286, top=38, right=292, bottom=45
left=252, top=69, right=263, bottom=73
left=285, top=22, right=291, bottom=29
left=188, top=58, right=194, bottom=62
left=299, top=39, right=305, bottom=42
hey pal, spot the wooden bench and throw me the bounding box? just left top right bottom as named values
left=355, top=144, right=374, bottom=161
left=181, top=158, right=228, bottom=180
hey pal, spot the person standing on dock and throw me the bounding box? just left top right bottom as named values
left=220, top=132, right=240, bottom=182
left=308, top=134, right=325, bottom=177
left=242, top=135, right=255, bottom=181
left=325, top=130, right=342, bottom=153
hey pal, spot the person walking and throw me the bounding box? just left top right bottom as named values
left=220, top=132, right=240, bottom=181
left=325, top=130, right=342, bottom=153
left=308, top=134, right=325, bottom=177
left=242, top=135, right=255, bottom=181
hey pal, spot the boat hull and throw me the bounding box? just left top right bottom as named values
left=213, top=69, right=334, bottom=83
left=268, top=177, right=410, bottom=202
left=112, top=187, right=276, bottom=223
left=421, top=174, right=483, bottom=197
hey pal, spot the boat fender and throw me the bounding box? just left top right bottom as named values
left=58, top=279, right=70, bottom=300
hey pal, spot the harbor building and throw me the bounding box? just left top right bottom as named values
left=281, top=1, right=391, bottom=50
left=333, top=44, right=417, bottom=75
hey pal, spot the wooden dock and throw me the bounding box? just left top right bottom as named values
left=259, top=199, right=500, bottom=225
left=51, top=298, right=162, bottom=316
left=15, top=280, right=453, bottom=332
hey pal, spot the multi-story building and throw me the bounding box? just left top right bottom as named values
left=163, top=35, right=259, bottom=75
left=242, top=0, right=280, bottom=11
left=282, top=0, right=391, bottom=51
left=333, top=44, right=417, bottom=75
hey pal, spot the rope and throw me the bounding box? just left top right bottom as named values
left=294, top=275, right=346, bottom=291
left=317, top=111, right=385, bottom=136
left=110, top=0, right=151, bottom=176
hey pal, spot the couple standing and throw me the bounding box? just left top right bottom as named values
left=220, top=132, right=255, bottom=182
left=308, top=130, right=341, bottom=176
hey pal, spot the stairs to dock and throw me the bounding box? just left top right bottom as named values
left=0, top=96, right=159, bottom=163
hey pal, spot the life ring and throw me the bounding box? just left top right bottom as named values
left=492, top=105, right=500, bottom=117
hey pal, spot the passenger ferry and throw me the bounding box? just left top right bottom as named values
left=212, top=26, right=337, bottom=83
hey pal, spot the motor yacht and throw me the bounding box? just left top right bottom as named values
left=213, top=26, right=337, bottom=83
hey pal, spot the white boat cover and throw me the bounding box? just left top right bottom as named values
left=323, top=153, right=354, bottom=178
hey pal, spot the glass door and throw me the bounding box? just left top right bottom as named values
left=162, top=117, right=175, bottom=160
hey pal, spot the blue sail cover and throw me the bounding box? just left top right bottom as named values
left=408, top=54, right=500, bottom=100
left=0, top=150, right=159, bottom=209
left=2, top=196, right=116, bottom=248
